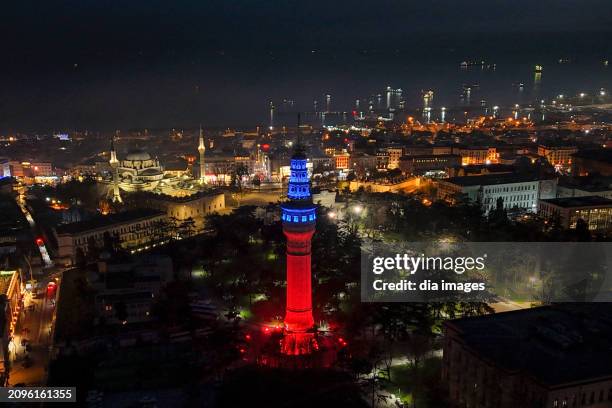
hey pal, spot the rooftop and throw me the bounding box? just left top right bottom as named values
left=558, top=175, right=612, bottom=192
left=446, top=304, right=612, bottom=387
left=540, top=196, right=612, bottom=208
left=55, top=209, right=165, bottom=235
left=400, top=154, right=461, bottom=161
left=125, top=149, right=152, bottom=161
left=445, top=173, right=546, bottom=187
left=572, top=149, right=612, bottom=164
left=538, top=143, right=578, bottom=149
left=129, top=190, right=223, bottom=203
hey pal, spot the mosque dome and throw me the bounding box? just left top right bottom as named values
left=125, top=149, right=152, bottom=161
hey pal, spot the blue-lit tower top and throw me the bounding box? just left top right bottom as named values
left=281, top=146, right=317, bottom=225
left=287, top=148, right=311, bottom=201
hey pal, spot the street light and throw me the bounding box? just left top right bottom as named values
left=352, top=205, right=363, bottom=214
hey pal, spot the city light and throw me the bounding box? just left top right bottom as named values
left=3, top=3, right=611, bottom=403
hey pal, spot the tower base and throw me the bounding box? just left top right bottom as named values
left=281, top=332, right=318, bottom=356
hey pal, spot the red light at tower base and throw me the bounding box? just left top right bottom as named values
left=281, top=332, right=318, bottom=356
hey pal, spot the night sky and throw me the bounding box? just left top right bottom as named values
left=2, top=0, right=611, bottom=131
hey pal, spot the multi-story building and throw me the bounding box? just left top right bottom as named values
left=538, top=196, right=612, bottom=230
left=443, top=305, right=612, bottom=408
left=452, top=146, right=491, bottom=166
left=11, top=161, right=55, bottom=178
left=538, top=144, right=578, bottom=167
left=376, top=152, right=389, bottom=170
left=0, top=270, right=22, bottom=384
left=310, top=155, right=334, bottom=173
left=196, top=154, right=235, bottom=181
left=30, top=162, right=54, bottom=177
left=350, top=153, right=378, bottom=172
left=0, top=158, right=10, bottom=178
left=386, top=146, right=404, bottom=169
left=437, top=173, right=557, bottom=214
left=71, top=159, right=98, bottom=177
left=487, top=147, right=500, bottom=164
left=54, top=209, right=167, bottom=265
left=125, top=190, right=225, bottom=231
left=93, top=255, right=173, bottom=325
left=399, top=154, right=461, bottom=175
left=572, top=149, right=612, bottom=177
left=333, top=151, right=350, bottom=170
left=8, top=161, right=23, bottom=178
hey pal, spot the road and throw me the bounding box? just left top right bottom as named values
left=10, top=194, right=60, bottom=385
left=490, top=298, right=531, bottom=313
left=8, top=281, right=59, bottom=386
left=18, top=200, right=54, bottom=268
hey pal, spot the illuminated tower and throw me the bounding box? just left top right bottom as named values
left=423, top=90, right=434, bottom=109
left=109, top=136, right=122, bottom=203
left=269, top=101, right=275, bottom=131
left=280, top=138, right=317, bottom=356
left=198, top=125, right=206, bottom=185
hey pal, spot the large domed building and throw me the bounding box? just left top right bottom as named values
left=116, top=148, right=164, bottom=192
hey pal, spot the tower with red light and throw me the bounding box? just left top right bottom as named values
left=280, top=144, right=317, bottom=356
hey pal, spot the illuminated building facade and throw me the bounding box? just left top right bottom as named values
left=280, top=146, right=317, bottom=355
left=437, top=174, right=557, bottom=215
left=537, top=144, right=578, bottom=167
left=452, top=146, right=491, bottom=166
left=538, top=196, right=612, bottom=230
left=54, top=209, right=166, bottom=265
left=0, top=270, right=21, bottom=383
left=386, top=146, right=404, bottom=169
left=333, top=151, right=350, bottom=170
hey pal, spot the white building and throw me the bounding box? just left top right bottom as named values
left=54, top=209, right=167, bottom=265
left=437, top=174, right=557, bottom=215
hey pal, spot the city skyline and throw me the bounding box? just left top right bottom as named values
left=1, top=1, right=612, bottom=130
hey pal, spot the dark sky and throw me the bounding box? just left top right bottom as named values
left=1, top=0, right=611, bottom=131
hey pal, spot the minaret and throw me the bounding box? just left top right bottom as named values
left=198, top=125, right=206, bottom=185
left=109, top=136, right=122, bottom=203
left=280, top=117, right=317, bottom=355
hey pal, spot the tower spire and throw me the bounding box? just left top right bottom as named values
left=296, top=113, right=302, bottom=150
left=293, top=112, right=306, bottom=160
left=198, top=125, right=206, bottom=186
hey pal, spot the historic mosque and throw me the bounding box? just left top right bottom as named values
left=106, top=129, right=208, bottom=202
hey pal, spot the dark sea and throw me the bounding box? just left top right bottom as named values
left=1, top=32, right=611, bottom=131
